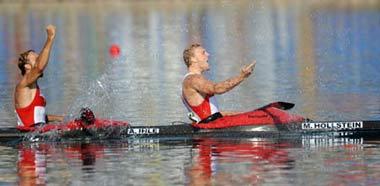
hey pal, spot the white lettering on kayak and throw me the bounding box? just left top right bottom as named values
left=127, top=128, right=160, bottom=135
left=302, top=121, right=363, bottom=130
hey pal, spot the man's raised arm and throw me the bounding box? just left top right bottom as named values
left=22, top=25, right=56, bottom=86
left=35, top=25, right=56, bottom=72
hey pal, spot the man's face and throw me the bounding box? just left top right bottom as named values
left=192, top=47, right=210, bottom=70
left=25, top=52, right=38, bottom=70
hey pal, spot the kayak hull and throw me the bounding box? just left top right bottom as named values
left=4, top=103, right=379, bottom=143
left=2, top=121, right=380, bottom=143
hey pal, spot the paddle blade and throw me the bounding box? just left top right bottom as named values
left=261, top=102, right=295, bottom=110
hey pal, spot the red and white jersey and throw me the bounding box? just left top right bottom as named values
left=15, top=86, right=47, bottom=130
left=182, top=73, right=219, bottom=122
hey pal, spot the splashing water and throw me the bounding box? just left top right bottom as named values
left=64, top=55, right=130, bottom=122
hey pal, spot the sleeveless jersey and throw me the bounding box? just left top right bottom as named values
left=15, top=86, right=46, bottom=130
left=181, top=73, right=219, bottom=122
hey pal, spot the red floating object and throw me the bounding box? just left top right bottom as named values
left=109, top=44, right=121, bottom=58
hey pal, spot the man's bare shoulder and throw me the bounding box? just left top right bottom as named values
left=183, top=74, right=202, bottom=86
left=185, top=74, right=205, bottom=82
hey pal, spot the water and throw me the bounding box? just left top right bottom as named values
left=1, top=0, right=380, bottom=185
left=2, top=137, right=380, bottom=185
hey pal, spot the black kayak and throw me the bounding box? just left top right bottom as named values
left=2, top=120, right=380, bottom=143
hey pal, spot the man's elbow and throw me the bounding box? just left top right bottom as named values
left=213, top=86, right=226, bottom=95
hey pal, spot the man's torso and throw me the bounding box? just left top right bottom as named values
left=182, top=74, right=219, bottom=120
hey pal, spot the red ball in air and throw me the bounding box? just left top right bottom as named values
left=109, top=44, right=121, bottom=58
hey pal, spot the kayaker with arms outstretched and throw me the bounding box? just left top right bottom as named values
left=181, top=43, right=255, bottom=123
left=14, top=25, right=64, bottom=131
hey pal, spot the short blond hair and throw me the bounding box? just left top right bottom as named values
left=183, top=43, right=201, bottom=67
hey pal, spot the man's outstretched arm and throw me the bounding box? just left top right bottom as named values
left=191, top=62, right=256, bottom=95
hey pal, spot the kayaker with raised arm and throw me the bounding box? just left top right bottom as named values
left=181, top=43, right=255, bottom=123
left=14, top=25, right=64, bottom=132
